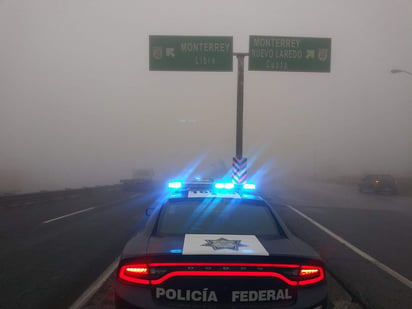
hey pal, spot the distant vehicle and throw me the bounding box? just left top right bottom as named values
left=115, top=179, right=327, bottom=308
left=120, top=168, right=155, bottom=192
left=358, top=174, right=398, bottom=194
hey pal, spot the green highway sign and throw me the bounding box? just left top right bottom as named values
left=249, top=35, right=331, bottom=72
left=149, top=35, right=233, bottom=71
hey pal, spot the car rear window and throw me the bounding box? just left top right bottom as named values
left=364, top=175, right=395, bottom=183
left=378, top=175, right=395, bottom=182
left=155, top=198, right=283, bottom=237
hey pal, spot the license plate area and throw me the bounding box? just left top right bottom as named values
left=152, top=278, right=297, bottom=306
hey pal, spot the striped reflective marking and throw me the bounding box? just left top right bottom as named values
left=232, top=157, right=247, bottom=184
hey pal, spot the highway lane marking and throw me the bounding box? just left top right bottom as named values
left=69, top=256, right=120, bottom=309
left=42, top=207, right=95, bottom=224
left=43, top=193, right=140, bottom=224
left=68, top=193, right=143, bottom=307
left=128, top=192, right=142, bottom=199
left=284, top=203, right=412, bottom=289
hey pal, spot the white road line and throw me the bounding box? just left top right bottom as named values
left=129, top=193, right=141, bottom=199
left=285, top=203, right=412, bottom=289
left=42, top=207, right=95, bottom=224
left=43, top=193, right=139, bottom=225
left=62, top=193, right=141, bottom=307
left=69, top=256, right=120, bottom=309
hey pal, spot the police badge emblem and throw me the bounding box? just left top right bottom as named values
left=202, top=237, right=244, bottom=251
left=182, top=234, right=269, bottom=255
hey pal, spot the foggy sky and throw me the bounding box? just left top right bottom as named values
left=1, top=0, right=412, bottom=192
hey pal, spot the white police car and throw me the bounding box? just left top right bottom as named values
left=115, top=180, right=327, bottom=308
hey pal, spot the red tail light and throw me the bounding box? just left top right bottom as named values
left=150, top=270, right=298, bottom=286
left=298, top=265, right=325, bottom=286
left=119, top=264, right=150, bottom=284
left=375, top=180, right=380, bottom=184
left=118, top=262, right=325, bottom=286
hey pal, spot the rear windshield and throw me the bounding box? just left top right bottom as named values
left=378, top=175, right=395, bottom=182
left=366, top=175, right=395, bottom=183
left=155, top=198, right=283, bottom=237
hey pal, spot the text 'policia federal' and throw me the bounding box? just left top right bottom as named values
left=155, top=288, right=293, bottom=303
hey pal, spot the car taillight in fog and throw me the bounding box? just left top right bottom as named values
left=119, top=264, right=150, bottom=284
left=298, top=266, right=324, bottom=285
left=118, top=262, right=325, bottom=286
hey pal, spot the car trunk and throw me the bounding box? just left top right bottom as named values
left=119, top=235, right=324, bottom=307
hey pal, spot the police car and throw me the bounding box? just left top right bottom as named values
left=115, top=180, right=327, bottom=308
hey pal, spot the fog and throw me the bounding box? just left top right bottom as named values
left=1, top=0, right=412, bottom=193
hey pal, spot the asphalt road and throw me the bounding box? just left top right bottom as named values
left=2, top=181, right=410, bottom=309
left=265, top=179, right=412, bottom=309
left=0, top=186, right=158, bottom=309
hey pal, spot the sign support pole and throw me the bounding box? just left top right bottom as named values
left=234, top=53, right=248, bottom=159
left=232, top=53, right=249, bottom=184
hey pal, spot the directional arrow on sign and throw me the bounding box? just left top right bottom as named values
left=306, top=49, right=315, bottom=59
left=166, top=48, right=175, bottom=57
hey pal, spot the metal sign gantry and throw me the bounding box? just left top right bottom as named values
left=149, top=35, right=332, bottom=183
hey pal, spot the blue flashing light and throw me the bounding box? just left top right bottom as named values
left=242, top=194, right=255, bottom=199
left=243, top=183, right=256, bottom=190
left=168, top=181, right=183, bottom=189
left=215, top=182, right=235, bottom=190
left=225, top=183, right=235, bottom=189
left=170, top=249, right=182, bottom=254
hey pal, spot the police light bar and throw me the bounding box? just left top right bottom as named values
left=214, top=182, right=256, bottom=191
left=168, top=181, right=183, bottom=189
left=242, top=183, right=256, bottom=190
left=214, top=182, right=235, bottom=190
left=168, top=179, right=256, bottom=192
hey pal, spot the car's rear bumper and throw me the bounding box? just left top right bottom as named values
left=115, top=281, right=328, bottom=309
left=359, top=185, right=397, bottom=193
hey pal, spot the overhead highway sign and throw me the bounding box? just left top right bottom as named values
left=149, top=35, right=233, bottom=71
left=249, top=35, right=331, bottom=72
